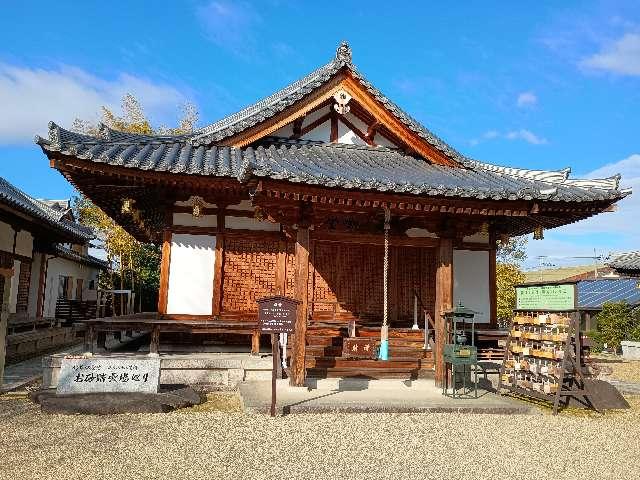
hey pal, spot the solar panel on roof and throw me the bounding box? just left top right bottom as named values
left=577, top=279, right=640, bottom=309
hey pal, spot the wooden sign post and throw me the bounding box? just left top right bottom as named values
left=257, top=296, right=299, bottom=417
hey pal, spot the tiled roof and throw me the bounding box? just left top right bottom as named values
left=608, top=251, right=640, bottom=273
left=35, top=128, right=629, bottom=203
left=577, top=278, right=640, bottom=308
left=0, top=176, right=93, bottom=241
left=54, top=244, right=108, bottom=269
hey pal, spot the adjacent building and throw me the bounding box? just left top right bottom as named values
left=0, top=176, right=107, bottom=321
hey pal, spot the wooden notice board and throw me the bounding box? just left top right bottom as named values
left=257, top=295, right=300, bottom=416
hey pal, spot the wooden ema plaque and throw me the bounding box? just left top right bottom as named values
left=257, top=296, right=299, bottom=334
left=257, top=296, right=300, bottom=417
left=342, top=337, right=378, bottom=359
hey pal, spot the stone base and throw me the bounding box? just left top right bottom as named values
left=43, top=353, right=273, bottom=391
left=30, top=386, right=205, bottom=415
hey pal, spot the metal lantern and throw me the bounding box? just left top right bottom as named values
left=533, top=225, right=544, bottom=240
left=121, top=198, right=133, bottom=214
left=191, top=196, right=204, bottom=218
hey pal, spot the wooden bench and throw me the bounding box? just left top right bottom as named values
left=6, top=326, right=83, bottom=362
left=83, top=313, right=262, bottom=356
left=7, top=313, right=55, bottom=334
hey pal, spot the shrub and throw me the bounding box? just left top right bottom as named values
left=594, top=301, right=640, bottom=351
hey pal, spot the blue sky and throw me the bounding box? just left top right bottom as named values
left=1, top=0, right=639, bottom=268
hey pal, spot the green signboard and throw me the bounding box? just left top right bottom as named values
left=515, top=284, right=576, bottom=311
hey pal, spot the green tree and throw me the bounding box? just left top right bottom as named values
left=594, top=302, right=640, bottom=351
left=496, top=236, right=528, bottom=326
left=72, top=94, right=197, bottom=312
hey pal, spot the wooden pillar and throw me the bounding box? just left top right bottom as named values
left=290, top=226, right=310, bottom=386
left=149, top=326, right=160, bottom=356
left=0, top=266, right=14, bottom=386
left=489, top=231, right=497, bottom=326
left=157, top=230, right=172, bottom=314
left=434, top=237, right=454, bottom=387
left=251, top=330, right=261, bottom=355
left=97, top=331, right=107, bottom=350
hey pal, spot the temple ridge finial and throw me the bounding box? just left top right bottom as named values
left=336, top=41, right=352, bottom=63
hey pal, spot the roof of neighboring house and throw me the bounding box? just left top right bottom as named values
left=35, top=132, right=628, bottom=203
left=54, top=244, right=108, bottom=270
left=577, top=278, right=640, bottom=309
left=524, top=265, right=608, bottom=283
left=608, top=251, right=640, bottom=275
left=0, top=176, right=93, bottom=241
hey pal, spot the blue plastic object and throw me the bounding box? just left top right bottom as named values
left=378, top=339, right=389, bottom=360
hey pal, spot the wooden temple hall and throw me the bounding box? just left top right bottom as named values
left=36, top=42, right=629, bottom=386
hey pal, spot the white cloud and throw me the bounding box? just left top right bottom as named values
left=470, top=129, right=547, bottom=146
left=524, top=154, right=640, bottom=267
left=580, top=33, right=640, bottom=76
left=516, top=91, right=538, bottom=108
left=0, top=63, right=189, bottom=145
left=505, top=129, right=548, bottom=145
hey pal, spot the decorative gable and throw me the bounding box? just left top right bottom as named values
left=193, top=42, right=461, bottom=167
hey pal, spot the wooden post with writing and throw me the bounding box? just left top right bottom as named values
left=434, top=237, right=454, bottom=387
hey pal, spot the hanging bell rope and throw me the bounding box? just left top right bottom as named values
left=379, top=205, right=391, bottom=360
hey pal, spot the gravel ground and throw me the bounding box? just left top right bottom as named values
left=594, top=356, right=640, bottom=383
left=2, top=395, right=640, bottom=480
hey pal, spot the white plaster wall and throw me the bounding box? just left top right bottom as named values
left=272, top=123, right=294, bottom=138
left=43, top=257, right=100, bottom=317
left=8, top=259, right=20, bottom=313
left=376, top=133, right=399, bottom=148
left=166, top=234, right=216, bottom=316
left=225, top=216, right=280, bottom=231
left=15, top=230, right=33, bottom=257
left=174, top=199, right=216, bottom=208
left=172, top=213, right=217, bottom=228
left=453, top=250, right=490, bottom=323
left=303, top=106, right=330, bottom=127
left=301, top=123, right=331, bottom=142
left=338, top=121, right=367, bottom=145
left=0, top=221, right=14, bottom=252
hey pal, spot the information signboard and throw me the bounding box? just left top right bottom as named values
left=515, top=284, right=576, bottom=311
left=257, top=296, right=299, bottom=334
left=57, top=357, right=161, bottom=394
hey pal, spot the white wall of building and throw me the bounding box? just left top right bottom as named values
left=172, top=213, right=217, bottom=228
left=453, top=249, right=490, bottom=323
left=42, top=257, right=100, bottom=318
left=15, top=230, right=33, bottom=257
left=0, top=221, right=14, bottom=252
left=27, top=253, right=42, bottom=316
left=166, top=234, right=216, bottom=316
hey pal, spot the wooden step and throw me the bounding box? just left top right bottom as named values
left=305, top=357, right=433, bottom=370
left=306, top=368, right=435, bottom=380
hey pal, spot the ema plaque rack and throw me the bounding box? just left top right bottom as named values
left=497, top=311, right=596, bottom=415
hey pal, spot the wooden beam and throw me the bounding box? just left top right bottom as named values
left=297, top=112, right=332, bottom=138
left=489, top=231, right=497, bottom=326
left=212, top=236, right=225, bottom=316
left=157, top=230, right=172, bottom=314
left=434, top=237, right=453, bottom=387
left=290, top=226, right=310, bottom=386
left=338, top=116, right=372, bottom=145
left=330, top=111, right=338, bottom=143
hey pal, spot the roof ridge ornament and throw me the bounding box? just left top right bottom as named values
left=336, top=41, right=352, bottom=64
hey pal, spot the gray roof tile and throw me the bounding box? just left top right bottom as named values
left=608, top=252, right=640, bottom=273
left=0, top=176, right=93, bottom=241
left=36, top=128, right=629, bottom=204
